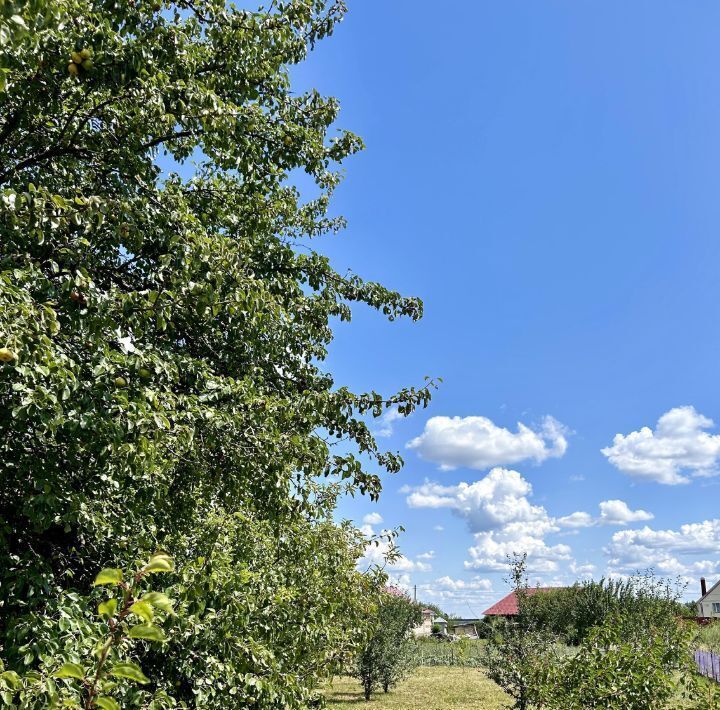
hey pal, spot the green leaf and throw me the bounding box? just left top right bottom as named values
left=108, top=662, right=149, bottom=684
left=97, top=598, right=118, bottom=619
left=94, top=697, right=120, bottom=710
left=129, top=600, right=154, bottom=622
left=0, top=672, right=21, bottom=690
left=142, top=554, right=174, bottom=574
left=53, top=663, right=85, bottom=680
left=128, top=623, right=165, bottom=642
left=142, top=591, right=175, bottom=615
left=92, top=568, right=123, bottom=586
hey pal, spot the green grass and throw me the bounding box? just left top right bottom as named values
left=323, top=667, right=510, bottom=709
left=413, top=638, right=486, bottom=667
left=694, top=622, right=720, bottom=652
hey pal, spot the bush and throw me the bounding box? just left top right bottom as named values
left=695, top=620, right=720, bottom=652
left=483, top=555, right=558, bottom=710
left=354, top=590, right=422, bottom=699
left=540, top=610, right=694, bottom=709
left=523, top=573, right=688, bottom=645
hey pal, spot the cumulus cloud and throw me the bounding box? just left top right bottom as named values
left=416, top=576, right=496, bottom=611
left=598, top=499, right=653, bottom=525
left=602, top=406, right=720, bottom=485
left=405, top=468, right=548, bottom=532
left=359, top=539, right=432, bottom=573
left=557, top=511, right=595, bottom=529
left=434, top=575, right=493, bottom=591
left=464, top=524, right=573, bottom=573
left=417, top=551, right=435, bottom=560
left=407, top=415, right=568, bottom=471
left=605, top=518, right=720, bottom=577
left=433, top=525, right=445, bottom=532
left=570, top=561, right=596, bottom=577
left=404, top=468, right=573, bottom=573
left=556, top=501, right=653, bottom=529
left=362, top=512, right=383, bottom=526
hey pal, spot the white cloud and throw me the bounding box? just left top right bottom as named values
left=405, top=468, right=548, bottom=532
left=404, top=468, right=573, bottom=574
left=433, top=525, right=445, bottom=532
left=375, top=408, right=404, bottom=438
left=434, top=576, right=493, bottom=591
left=393, top=557, right=432, bottom=573
left=359, top=538, right=432, bottom=573
left=602, top=406, right=720, bottom=485
left=407, top=415, right=568, bottom=471
left=556, top=500, right=654, bottom=529
left=464, top=525, right=572, bottom=574
left=598, top=499, right=653, bottom=525
left=569, top=561, right=596, bottom=578
left=417, top=551, right=435, bottom=560
left=605, top=519, right=720, bottom=577
left=362, top=512, right=383, bottom=526
left=417, top=576, right=496, bottom=611
left=557, top=511, right=594, bottom=529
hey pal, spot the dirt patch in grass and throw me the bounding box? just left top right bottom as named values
left=323, top=667, right=510, bottom=709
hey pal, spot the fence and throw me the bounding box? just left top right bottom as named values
left=413, top=641, right=485, bottom=667
left=694, top=649, right=720, bottom=683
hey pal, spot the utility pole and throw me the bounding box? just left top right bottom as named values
left=414, top=584, right=417, bottom=602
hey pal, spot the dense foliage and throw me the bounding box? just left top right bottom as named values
left=354, top=589, right=422, bottom=700
left=523, top=574, right=688, bottom=645
left=0, top=0, right=434, bottom=706
left=483, top=556, right=556, bottom=710
left=541, top=608, right=695, bottom=710
left=484, top=556, right=705, bottom=710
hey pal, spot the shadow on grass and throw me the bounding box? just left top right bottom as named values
left=326, top=691, right=374, bottom=705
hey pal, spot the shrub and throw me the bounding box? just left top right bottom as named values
left=536, top=572, right=703, bottom=709
left=354, top=590, right=422, bottom=699
left=483, top=555, right=558, bottom=710
left=540, top=609, right=694, bottom=709
left=695, top=620, right=720, bottom=652
left=523, top=573, right=688, bottom=645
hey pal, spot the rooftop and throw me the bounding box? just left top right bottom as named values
left=482, top=587, right=563, bottom=616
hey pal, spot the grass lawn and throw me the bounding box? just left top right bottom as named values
left=323, top=667, right=510, bottom=709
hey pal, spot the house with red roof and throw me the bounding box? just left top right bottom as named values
left=483, top=587, right=564, bottom=617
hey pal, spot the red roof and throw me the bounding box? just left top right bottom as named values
left=482, top=587, right=561, bottom=616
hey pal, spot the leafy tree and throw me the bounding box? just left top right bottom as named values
left=483, top=554, right=558, bottom=710
left=0, top=0, right=434, bottom=705
left=523, top=574, right=688, bottom=646
left=497, top=566, right=702, bottom=710
left=354, top=589, right=422, bottom=700
left=540, top=608, right=695, bottom=709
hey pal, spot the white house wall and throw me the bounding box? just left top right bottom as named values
left=697, top=583, right=720, bottom=618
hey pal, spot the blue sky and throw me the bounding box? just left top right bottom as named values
left=289, top=1, right=720, bottom=615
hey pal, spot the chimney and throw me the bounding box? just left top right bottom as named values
left=701, top=577, right=707, bottom=597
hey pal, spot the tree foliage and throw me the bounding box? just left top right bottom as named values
left=540, top=609, right=695, bottom=710
left=353, top=589, right=422, bottom=701
left=0, top=0, right=434, bottom=705
left=488, top=558, right=705, bottom=710
left=483, top=555, right=556, bottom=710
left=523, top=573, right=688, bottom=646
